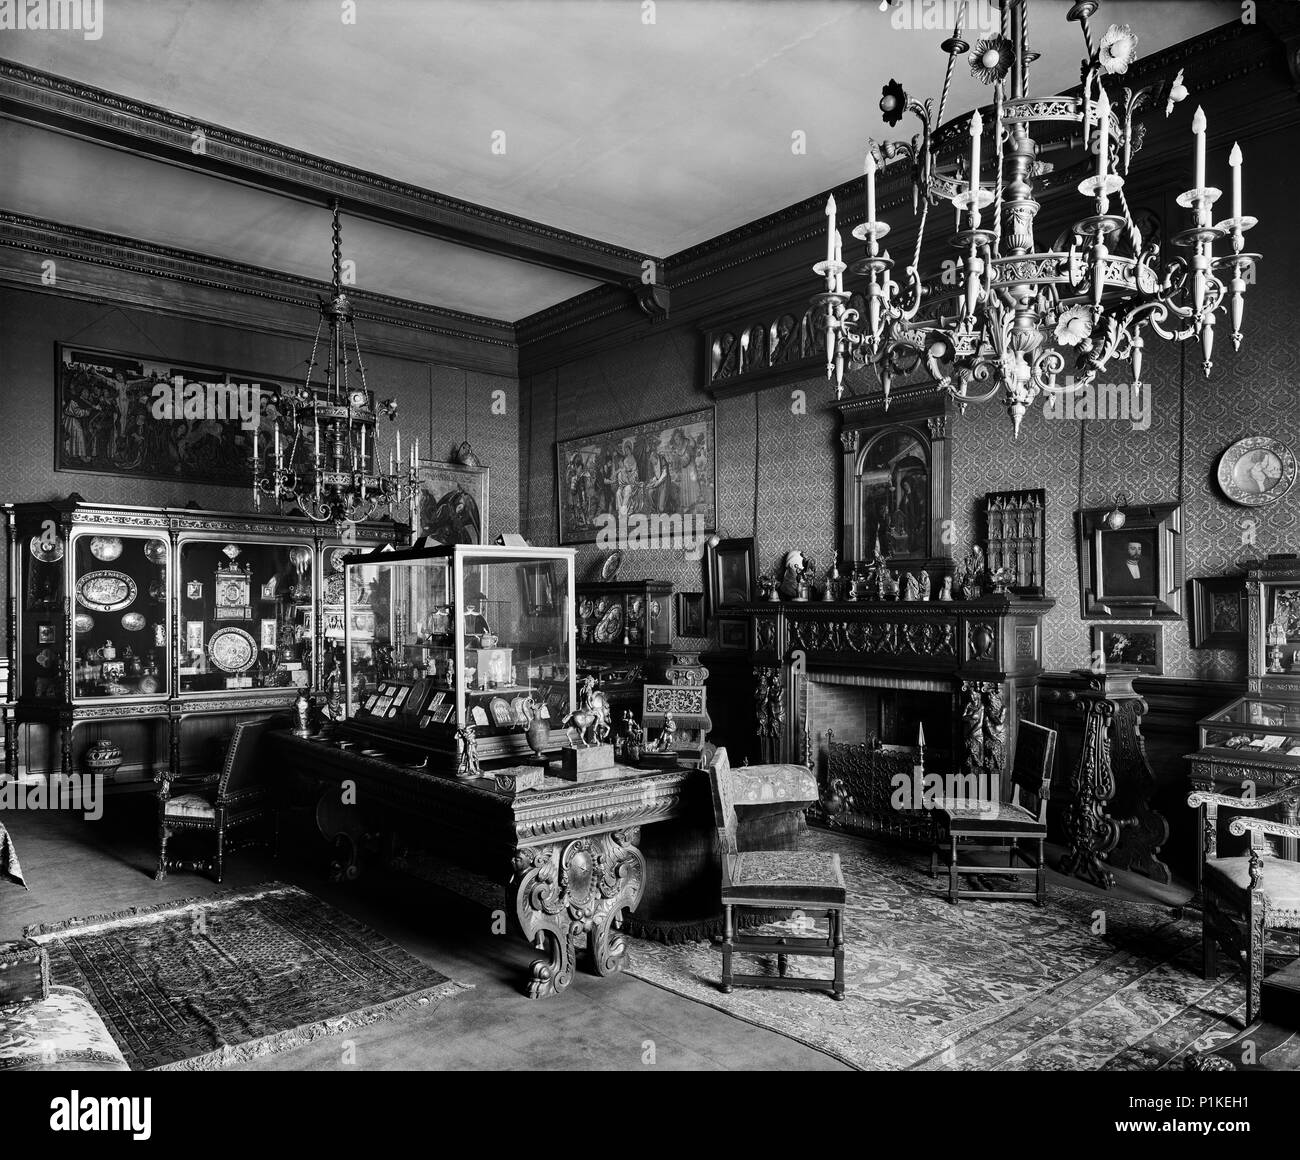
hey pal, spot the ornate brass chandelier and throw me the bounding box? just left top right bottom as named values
left=812, top=0, right=1259, bottom=436
left=253, top=200, right=418, bottom=522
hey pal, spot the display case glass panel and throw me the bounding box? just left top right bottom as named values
left=342, top=544, right=576, bottom=760
left=71, top=531, right=169, bottom=699
left=178, top=538, right=314, bottom=693
left=1199, top=696, right=1300, bottom=756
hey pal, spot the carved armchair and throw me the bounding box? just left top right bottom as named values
left=1187, top=781, right=1300, bottom=1026
left=707, top=747, right=846, bottom=1000
left=155, top=717, right=278, bottom=883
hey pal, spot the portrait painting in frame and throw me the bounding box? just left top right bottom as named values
left=556, top=408, right=716, bottom=546
left=1077, top=503, right=1183, bottom=619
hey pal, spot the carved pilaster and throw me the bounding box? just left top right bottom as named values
left=1060, top=695, right=1119, bottom=888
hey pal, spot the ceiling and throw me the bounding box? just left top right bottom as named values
left=0, top=0, right=1238, bottom=324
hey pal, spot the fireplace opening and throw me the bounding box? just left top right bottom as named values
left=803, top=673, right=952, bottom=770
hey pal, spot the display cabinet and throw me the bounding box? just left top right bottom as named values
left=575, top=579, right=671, bottom=725
left=338, top=543, right=576, bottom=764
left=4, top=497, right=394, bottom=787
left=1188, top=555, right=1300, bottom=873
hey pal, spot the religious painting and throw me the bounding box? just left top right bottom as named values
left=556, top=408, right=716, bottom=546
left=857, top=428, right=930, bottom=560
left=410, top=462, right=488, bottom=546
left=1190, top=576, right=1246, bottom=649
left=56, top=344, right=298, bottom=487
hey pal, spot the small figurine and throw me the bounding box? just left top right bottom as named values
left=938, top=575, right=954, bottom=602
left=780, top=551, right=812, bottom=601
left=903, top=572, right=919, bottom=602
left=758, top=573, right=779, bottom=603
left=621, top=710, right=644, bottom=760
left=919, top=570, right=931, bottom=602
left=652, top=711, right=678, bottom=753
left=455, top=723, right=482, bottom=779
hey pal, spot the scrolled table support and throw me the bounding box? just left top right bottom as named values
left=1060, top=694, right=1119, bottom=888
left=512, top=827, right=645, bottom=999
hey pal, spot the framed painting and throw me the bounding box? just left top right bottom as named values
left=410, top=461, right=488, bottom=546
left=675, top=591, right=705, bottom=637
left=1090, top=624, right=1164, bottom=675
left=556, top=407, right=716, bottom=546
left=1190, top=576, right=1247, bottom=649
left=705, top=537, right=756, bottom=617
left=1077, top=503, right=1183, bottom=620
left=715, top=616, right=750, bottom=653
left=55, top=343, right=300, bottom=487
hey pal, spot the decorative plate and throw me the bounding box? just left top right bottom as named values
left=1216, top=437, right=1298, bottom=507
left=594, top=603, right=624, bottom=644
left=74, top=613, right=95, bottom=634
left=142, top=540, right=168, bottom=565
left=139, top=675, right=161, bottom=695
left=35, top=648, right=53, bottom=669
left=77, top=570, right=137, bottom=612
left=207, top=626, right=258, bottom=673
left=328, top=548, right=353, bottom=575
left=579, top=598, right=594, bottom=619
left=601, top=550, right=623, bottom=582
left=120, top=612, right=147, bottom=632
left=29, top=535, right=64, bottom=564
left=89, top=536, right=124, bottom=562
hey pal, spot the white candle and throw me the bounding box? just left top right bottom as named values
left=918, top=721, right=926, bottom=748
left=1193, top=106, right=1206, bottom=191
left=1229, top=141, right=1242, bottom=221
left=834, top=230, right=843, bottom=292
left=396, top=429, right=401, bottom=466
left=1096, top=86, right=1110, bottom=184
left=360, top=423, right=366, bottom=467
left=825, top=194, right=837, bottom=265
left=414, top=438, right=419, bottom=464
left=969, top=109, right=983, bottom=223
left=865, top=150, right=877, bottom=224
left=253, top=427, right=259, bottom=461
left=273, top=422, right=280, bottom=464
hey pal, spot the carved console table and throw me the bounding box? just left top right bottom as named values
left=265, top=732, right=692, bottom=999
left=736, top=595, right=1054, bottom=802
left=1046, top=670, right=1171, bottom=888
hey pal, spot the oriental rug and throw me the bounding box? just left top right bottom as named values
left=621, top=828, right=1252, bottom=1071
left=24, top=882, right=471, bottom=1070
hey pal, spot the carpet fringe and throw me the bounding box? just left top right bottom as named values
left=153, top=979, right=474, bottom=1071
left=24, top=881, right=298, bottom=940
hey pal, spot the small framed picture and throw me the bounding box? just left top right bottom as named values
left=675, top=591, right=705, bottom=637
left=36, top=623, right=55, bottom=644
left=186, top=580, right=203, bottom=601
left=261, top=578, right=279, bottom=600
left=1190, top=576, right=1246, bottom=649
left=186, top=621, right=204, bottom=653
left=471, top=704, right=490, bottom=727
left=705, top=537, right=756, bottom=617
left=1090, top=623, right=1164, bottom=675
left=716, top=615, right=750, bottom=652
left=259, top=619, right=277, bottom=651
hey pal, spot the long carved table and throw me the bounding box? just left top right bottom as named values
left=263, top=732, right=693, bottom=998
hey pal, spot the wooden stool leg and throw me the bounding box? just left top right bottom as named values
left=949, top=835, right=959, bottom=903
left=832, top=908, right=846, bottom=1000
left=721, top=904, right=734, bottom=994
left=1036, top=838, right=1046, bottom=907
left=929, top=844, right=938, bottom=878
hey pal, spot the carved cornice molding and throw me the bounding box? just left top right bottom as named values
left=0, top=60, right=653, bottom=288
left=0, top=212, right=520, bottom=372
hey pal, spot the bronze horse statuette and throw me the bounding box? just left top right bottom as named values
left=563, top=675, right=612, bottom=747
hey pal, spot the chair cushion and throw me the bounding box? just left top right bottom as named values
left=1204, top=856, right=1300, bottom=925
left=942, top=801, right=1043, bottom=833
left=723, top=851, right=846, bottom=905
left=0, top=985, right=130, bottom=1071
left=164, top=793, right=215, bottom=820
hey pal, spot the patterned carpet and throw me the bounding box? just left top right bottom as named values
left=25, top=882, right=471, bottom=1070
left=622, top=828, right=1253, bottom=1071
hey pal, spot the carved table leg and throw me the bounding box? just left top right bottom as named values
left=1105, top=695, right=1172, bottom=884
left=1059, top=696, right=1118, bottom=888
left=512, top=828, right=646, bottom=999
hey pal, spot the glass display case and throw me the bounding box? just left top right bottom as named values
left=5, top=498, right=393, bottom=787
left=340, top=543, right=576, bottom=764
left=576, top=580, right=672, bottom=655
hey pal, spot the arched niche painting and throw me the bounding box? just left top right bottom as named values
left=856, top=427, right=929, bottom=560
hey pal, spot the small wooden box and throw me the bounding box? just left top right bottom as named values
left=0, top=939, right=49, bottom=1006
left=493, top=767, right=546, bottom=795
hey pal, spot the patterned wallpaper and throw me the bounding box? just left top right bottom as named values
left=522, top=123, right=1300, bottom=679
left=0, top=287, right=518, bottom=650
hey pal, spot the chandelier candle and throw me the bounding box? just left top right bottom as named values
left=826, top=194, right=837, bottom=266
left=1193, top=106, right=1206, bottom=193
left=866, top=150, right=877, bottom=225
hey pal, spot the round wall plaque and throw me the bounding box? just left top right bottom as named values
left=1216, top=436, right=1297, bottom=507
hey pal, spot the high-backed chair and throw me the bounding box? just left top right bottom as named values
left=707, top=747, right=846, bottom=1000
left=155, top=717, right=277, bottom=882
left=1187, top=782, right=1300, bottom=1026
left=934, top=720, right=1058, bottom=905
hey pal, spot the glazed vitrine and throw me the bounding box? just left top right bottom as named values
left=1188, top=555, right=1300, bottom=867
left=338, top=543, right=576, bottom=764
left=5, top=497, right=394, bottom=786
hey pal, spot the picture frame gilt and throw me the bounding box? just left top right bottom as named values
left=704, top=537, right=756, bottom=618
left=1077, top=503, right=1184, bottom=620
left=1190, top=575, right=1247, bottom=649
left=556, top=407, right=716, bottom=546
left=1090, top=623, right=1164, bottom=675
